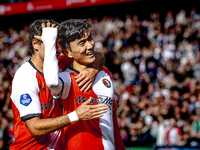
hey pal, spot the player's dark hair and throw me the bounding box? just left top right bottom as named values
left=28, top=19, right=64, bottom=54
left=60, top=19, right=92, bottom=51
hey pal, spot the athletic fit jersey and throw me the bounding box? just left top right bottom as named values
left=10, top=59, right=64, bottom=150
left=59, top=66, right=117, bottom=150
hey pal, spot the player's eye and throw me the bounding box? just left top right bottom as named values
left=79, top=41, right=85, bottom=46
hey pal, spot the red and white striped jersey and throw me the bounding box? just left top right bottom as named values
left=59, top=66, right=124, bottom=150
left=10, top=59, right=64, bottom=150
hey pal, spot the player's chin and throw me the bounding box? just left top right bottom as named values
left=85, top=56, right=95, bottom=64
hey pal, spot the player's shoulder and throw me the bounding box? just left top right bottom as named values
left=95, top=67, right=112, bottom=81
left=101, top=66, right=110, bottom=72
left=100, top=67, right=112, bottom=76
left=12, top=61, right=37, bottom=84
left=59, top=68, right=72, bottom=84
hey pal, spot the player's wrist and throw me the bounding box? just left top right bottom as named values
left=67, top=111, right=79, bottom=123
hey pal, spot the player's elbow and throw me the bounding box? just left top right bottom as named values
left=25, top=118, right=46, bottom=136
left=46, top=80, right=59, bottom=88
left=26, top=125, right=44, bottom=136
left=28, top=125, right=48, bottom=136
left=30, top=129, right=42, bottom=136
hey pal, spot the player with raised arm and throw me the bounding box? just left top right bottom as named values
left=10, top=19, right=107, bottom=150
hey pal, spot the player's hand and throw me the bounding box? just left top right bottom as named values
left=34, top=22, right=59, bottom=41
left=75, top=68, right=98, bottom=92
left=75, top=97, right=108, bottom=120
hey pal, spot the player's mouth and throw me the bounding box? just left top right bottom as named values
left=86, top=51, right=94, bottom=57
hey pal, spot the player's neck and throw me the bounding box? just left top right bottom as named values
left=31, top=55, right=43, bottom=73
left=72, top=61, right=87, bottom=72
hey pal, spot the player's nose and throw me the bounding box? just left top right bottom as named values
left=86, top=40, right=94, bottom=50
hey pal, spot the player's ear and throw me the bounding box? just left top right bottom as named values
left=66, top=49, right=73, bottom=59
left=32, top=39, right=39, bottom=51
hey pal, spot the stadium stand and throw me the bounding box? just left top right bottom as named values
left=1, top=1, right=200, bottom=149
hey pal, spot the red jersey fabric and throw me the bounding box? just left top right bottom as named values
left=60, top=66, right=123, bottom=150
left=10, top=59, right=64, bottom=150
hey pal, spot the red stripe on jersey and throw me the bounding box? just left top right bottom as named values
left=62, top=72, right=104, bottom=150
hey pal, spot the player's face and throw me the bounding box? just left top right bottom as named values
left=37, top=41, right=45, bottom=60
left=68, top=30, right=95, bottom=66
left=56, top=37, right=62, bottom=58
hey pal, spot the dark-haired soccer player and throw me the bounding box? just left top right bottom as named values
left=43, top=18, right=125, bottom=150
left=10, top=19, right=107, bottom=150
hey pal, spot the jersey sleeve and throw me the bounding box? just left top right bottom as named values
left=11, top=70, right=42, bottom=121
left=58, top=70, right=71, bottom=99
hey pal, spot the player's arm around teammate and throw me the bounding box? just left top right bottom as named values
left=25, top=22, right=108, bottom=136
left=60, top=48, right=105, bottom=92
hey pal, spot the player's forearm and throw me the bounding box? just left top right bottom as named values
left=25, top=115, right=71, bottom=136
left=88, top=51, right=105, bottom=71
left=42, top=27, right=64, bottom=95
left=43, top=28, right=59, bottom=88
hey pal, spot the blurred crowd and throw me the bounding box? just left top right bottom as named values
left=1, top=6, right=200, bottom=149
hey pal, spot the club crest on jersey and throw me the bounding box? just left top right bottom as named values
left=20, top=94, right=32, bottom=106
left=102, top=78, right=111, bottom=88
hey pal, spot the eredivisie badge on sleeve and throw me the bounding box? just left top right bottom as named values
left=102, top=78, right=111, bottom=88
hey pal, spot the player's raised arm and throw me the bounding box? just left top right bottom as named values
left=35, top=22, right=69, bottom=98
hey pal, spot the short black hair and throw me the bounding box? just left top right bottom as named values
left=60, top=19, right=92, bottom=50
left=28, top=19, right=64, bottom=54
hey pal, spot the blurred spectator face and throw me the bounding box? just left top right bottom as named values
left=169, top=118, right=176, bottom=128
left=172, top=90, right=180, bottom=100
left=170, top=98, right=179, bottom=107
left=152, top=105, right=160, bottom=117
left=192, top=114, right=198, bottom=121
left=182, top=92, right=190, bottom=100
left=0, top=117, right=8, bottom=129
left=120, top=128, right=128, bottom=141
left=132, top=84, right=142, bottom=95
left=177, top=65, right=185, bottom=74
left=160, top=104, right=170, bottom=116
left=190, top=95, right=196, bottom=104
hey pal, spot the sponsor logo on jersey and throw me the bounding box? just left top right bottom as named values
left=76, top=95, right=113, bottom=113
left=102, top=78, right=111, bottom=88
left=76, top=96, right=98, bottom=104
left=41, top=99, right=55, bottom=111
left=20, top=94, right=32, bottom=106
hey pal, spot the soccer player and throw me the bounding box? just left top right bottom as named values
left=43, top=19, right=126, bottom=150
left=10, top=19, right=108, bottom=150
